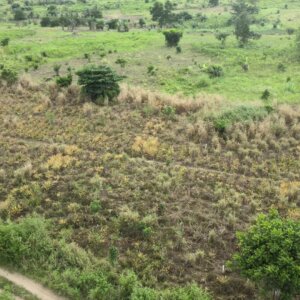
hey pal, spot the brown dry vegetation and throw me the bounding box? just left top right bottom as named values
left=0, top=76, right=299, bottom=299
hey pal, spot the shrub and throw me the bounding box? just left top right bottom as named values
left=76, top=65, right=123, bottom=105
left=119, top=270, right=140, bottom=299
left=209, top=0, right=219, bottom=7
left=169, top=284, right=211, bottom=300
left=53, top=64, right=61, bottom=76
left=163, top=30, right=183, bottom=47
left=139, top=18, right=146, bottom=28
left=162, top=105, right=176, bottom=119
left=0, top=217, right=52, bottom=266
left=206, top=65, right=224, bottom=78
left=56, top=74, right=72, bottom=88
left=286, top=28, right=295, bottom=35
left=277, top=63, right=286, bottom=72
left=147, top=65, right=157, bottom=76
left=108, top=246, right=118, bottom=266
left=215, top=32, right=229, bottom=47
left=1, top=68, right=18, bottom=85
left=115, top=58, right=127, bottom=68
left=261, top=89, right=271, bottom=100
left=176, top=45, right=182, bottom=53
left=90, top=200, right=101, bottom=213
left=231, top=210, right=300, bottom=300
left=211, top=105, right=270, bottom=133
left=0, top=38, right=10, bottom=47
left=107, top=19, right=119, bottom=30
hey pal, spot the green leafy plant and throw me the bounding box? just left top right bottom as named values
left=115, top=58, right=127, bottom=68
left=0, top=38, right=10, bottom=47
left=231, top=210, right=300, bottom=300
left=211, top=105, right=270, bottom=133
left=162, top=105, right=176, bottom=119
left=56, top=74, right=72, bottom=88
left=261, top=89, right=271, bottom=100
left=163, top=29, right=183, bottom=47
left=76, top=65, right=123, bottom=105
left=1, top=68, right=18, bottom=85
left=206, top=65, right=224, bottom=78
left=53, top=64, right=61, bottom=76
left=108, top=246, right=118, bottom=266
left=90, top=200, right=101, bottom=213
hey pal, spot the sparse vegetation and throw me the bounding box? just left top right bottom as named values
left=0, top=0, right=300, bottom=299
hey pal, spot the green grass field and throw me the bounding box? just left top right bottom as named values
left=1, top=0, right=300, bottom=102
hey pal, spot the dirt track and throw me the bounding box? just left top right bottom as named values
left=0, top=268, right=66, bottom=300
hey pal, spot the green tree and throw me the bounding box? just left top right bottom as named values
left=232, top=0, right=259, bottom=46
left=76, top=65, right=123, bottom=105
left=231, top=210, right=300, bottom=300
left=209, top=0, right=219, bottom=7
left=150, top=1, right=174, bottom=27
left=163, top=29, right=183, bottom=47
left=14, top=8, right=26, bottom=21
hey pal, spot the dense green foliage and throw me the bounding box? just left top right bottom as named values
left=1, top=68, right=18, bottom=85
left=0, top=217, right=211, bottom=300
left=76, top=65, right=123, bottom=105
left=232, top=0, right=259, bottom=46
left=163, top=30, right=183, bottom=47
left=211, top=105, right=271, bottom=133
left=232, top=210, right=300, bottom=299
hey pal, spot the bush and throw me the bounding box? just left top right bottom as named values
left=1, top=68, right=18, bottom=85
left=0, top=217, right=52, bottom=267
left=206, top=65, right=223, bottom=78
left=215, top=32, right=229, bottom=48
left=107, top=19, right=119, bottom=30
left=56, top=74, right=72, bottom=88
left=53, top=64, right=61, bottom=76
left=0, top=216, right=210, bottom=300
left=115, top=58, right=127, bottom=68
left=163, top=29, right=183, bottom=47
left=286, top=28, right=295, bottom=35
left=277, top=63, right=286, bottom=72
left=261, top=89, right=271, bottom=100
left=164, top=284, right=211, bottom=300
left=211, top=105, right=270, bottom=133
left=76, top=65, right=123, bottom=105
left=231, top=210, right=300, bottom=300
left=0, top=38, right=10, bottom=47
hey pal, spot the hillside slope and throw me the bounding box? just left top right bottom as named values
left=0, top=78, right=299, bottom=299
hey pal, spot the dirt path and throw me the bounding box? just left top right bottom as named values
left=0, top=268, right=66, bottom=300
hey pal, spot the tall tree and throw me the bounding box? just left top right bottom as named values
left=150, top=1, right=174, bottom=27
left=232, top=0, right=259, bottom=46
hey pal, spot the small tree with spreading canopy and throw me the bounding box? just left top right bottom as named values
left=231, top=210, right=300, bottom=300
left=163, top=29, right=183, bottom=47
left=76, top=65, right=123, bottom=105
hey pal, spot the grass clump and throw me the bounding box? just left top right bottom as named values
left=210, top=105, right=271, bottom=133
